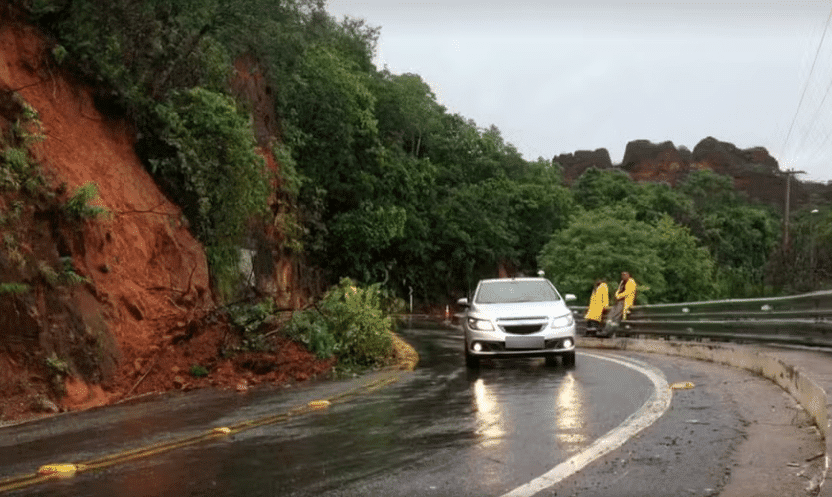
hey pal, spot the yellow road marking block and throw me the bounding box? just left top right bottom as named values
left=3, top=370, right=406, bottom=492
left=308, top=400, right=331, bottom=410
left=670, top=381, right=695, bottom=390
left=37, top=463, right=79, bottom=477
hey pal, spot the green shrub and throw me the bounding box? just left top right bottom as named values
left=284, top=278, right=394, bottom=367
left=2, top=148, right=29, bottom=173
left=0, top=282, right=30, bottom=294
left=0, top=147, right=42, bottom=193
left=37, top=258, right=88, bottom=287
left=0, top=97, right=45, bottom=194
left=52, top=44, right=68, bottom=65
left=189, top=364, right=209, bottom=377
left=64, top=183, right=108, bottom=220
left=45, top=352, right=70, bottom=375
left=38, top=261, right=59, bottom=286
left=59, top=256, right=89, bottom=285
left=284, top=309, right=336, bottom=359
left=148, top=87, right=270, bottom=302
left=226, top=298, right=277, bottom=352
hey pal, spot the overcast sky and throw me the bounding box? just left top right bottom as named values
left=325, top=1, right=832, bottom=183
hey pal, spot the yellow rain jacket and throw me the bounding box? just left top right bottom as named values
left=584, top=282, right=609, bottom=321
left=615, top=278, right=637, bottom=318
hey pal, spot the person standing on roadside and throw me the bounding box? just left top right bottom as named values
left=614, top=271, right=637, bottom=320
left=584, top=278, right=609, bottom=336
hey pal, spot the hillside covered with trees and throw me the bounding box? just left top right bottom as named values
left=19, top=0, right=831, bottom=304
left=0, top=0, right=830, bottom=421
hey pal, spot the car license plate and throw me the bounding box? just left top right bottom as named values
left=505, top=336, right=544, bottom=349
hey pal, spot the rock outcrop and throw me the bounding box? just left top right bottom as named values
left=621, top=140, right=691, bottom=185
left=555, top=137, right=831, bottom=211
left=554, top=149, right=613, bottom=184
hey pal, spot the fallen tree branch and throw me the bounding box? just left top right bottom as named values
left=123, top=356, right=158, bottom=399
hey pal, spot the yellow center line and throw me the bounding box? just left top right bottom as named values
left=0, top=370, right=405, bottom=493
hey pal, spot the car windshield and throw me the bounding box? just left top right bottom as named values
left=474, top=280, right=560, bottom=304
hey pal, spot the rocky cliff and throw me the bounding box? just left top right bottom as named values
left=556, top=137, right=832, bottom=210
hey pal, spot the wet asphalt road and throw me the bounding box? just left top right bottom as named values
left=0, top=322, right=811, bottom=496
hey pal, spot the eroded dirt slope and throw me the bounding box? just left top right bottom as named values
left=0, top=16, right=332, bottom=423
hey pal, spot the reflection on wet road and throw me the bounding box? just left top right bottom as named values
left=2, top=323, right=655, bottom=497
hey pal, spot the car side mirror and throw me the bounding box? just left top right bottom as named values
left=457, top=297, right=469, bottom=307
left=564, top=294, right=577, bottom=302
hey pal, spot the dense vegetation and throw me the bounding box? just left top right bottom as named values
left=17, top=0, right=831, bottom=317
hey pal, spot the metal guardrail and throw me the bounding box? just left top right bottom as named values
left=569, top=290, right=832, bottom=348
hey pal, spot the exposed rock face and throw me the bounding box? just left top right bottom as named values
left=230, top=55, right=323, bottom=309
left=692, top=137, right=779, bottom=175
left=555, top=136, right=831, bottom=211
left=621, top=140, right=691, bottom=185
left=554, top=149, right=613, bottom=184
left=690, top=137, right=792, bottom=207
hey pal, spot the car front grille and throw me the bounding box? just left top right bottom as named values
left=500, top=324, right=544, bottom=335
left=475, top=338, right=568, bottom=352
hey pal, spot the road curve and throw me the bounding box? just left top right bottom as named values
left=0, top=323, right=826, bottom=496
left=501, top=351, right=671, bottom=497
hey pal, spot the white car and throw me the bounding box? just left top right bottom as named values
left=458, top=277, right=577, bottom=368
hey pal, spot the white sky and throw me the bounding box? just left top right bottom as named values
left=326, top=0, right=832, bottom=183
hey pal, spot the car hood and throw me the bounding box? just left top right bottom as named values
left=470, top=300, right=570, bottom=319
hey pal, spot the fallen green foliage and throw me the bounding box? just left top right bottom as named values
left=63, top=182, right=108, bottom=220
left=284, top=278, right=396, bottom=368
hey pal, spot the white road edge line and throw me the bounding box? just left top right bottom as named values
left=501, top=351, right=673, bottom=497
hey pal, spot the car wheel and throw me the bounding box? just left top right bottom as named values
left=562, top=350, right=576, bottom=368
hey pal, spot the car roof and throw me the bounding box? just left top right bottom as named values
left=477, top=277, right=549, bottom=283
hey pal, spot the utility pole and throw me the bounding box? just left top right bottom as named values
left=782, top=168, right=806, bottom=250
left=810, top=209, right=819, bottom=289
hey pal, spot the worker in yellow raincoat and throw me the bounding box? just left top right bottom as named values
left=614, top=271, right=637, bottom=320
left=584, top=279, right=609, bottom=336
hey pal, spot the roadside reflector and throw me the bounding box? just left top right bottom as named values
left=670, top=382, right=695, bottom=390
left=212, top=427, right=232, bottom=435
left=308, top=400, right=331, bottom=410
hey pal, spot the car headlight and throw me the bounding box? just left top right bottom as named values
left=467, top=317, right=494, bottom=331
left=550, top=314, right=574, bottom=328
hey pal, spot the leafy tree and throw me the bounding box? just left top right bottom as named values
left=148, top=87, right=270, bottom=299
left=434, top=179, right=520, bottom=288
left=538, top=207, right=717, bottom=304
left=426, top=172, right=574, bottom=295
left=285, top=44, right=380, bottom=211
left=372, top=150, right=441, bottom=300
left=429, top=114, right=505, bottom=186
left=677, top=170, right=779, bottom=296
left=630, top=181, right=695, bottom=225
left=46, top=0, right=234, bottom=121
left=676, top=169, right=743, bottom=213
left=506, top=164, right=575, bottom=272
left=281, top=42, right=387, bottom=281
left=651, top=215, right=716, bottom=302
left=329, top=202, right=407, bottom=282
left=571, top=167, right=636, bottom=211
left=373, top=71, right=444, bottom=157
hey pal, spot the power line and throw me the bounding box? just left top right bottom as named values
left=781, top=7, right=832, bottom=155
left=794, top=64, right=832, bottom=154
